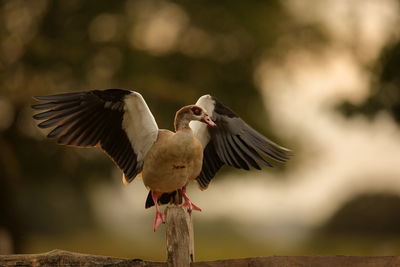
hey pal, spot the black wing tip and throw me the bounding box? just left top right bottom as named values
left=196, top=177, right=210, bottom=190
left=31, top=104, right=41, bottom=110
left=32, top=113, right=42, bottom=120
left=274, top=143, right=292, bottom=154
left=46, top=132, right=57, bottom=139
left=283, top=148, right=294, bottom=157
left=273, top=146, right=293, bottom=161
left=262, top=148, right=292, bottom=164
left=123, top=174, right=135, bottom=184
left=32, top=95, right=60, bottom=101
left=32, top=92, right=85, bottom=101
left=32, top=89, right=132, bottom=103
left=37, top=121, right=50, bottom=128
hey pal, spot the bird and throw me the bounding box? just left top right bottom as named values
left=32, top=89, right=290, bottom=231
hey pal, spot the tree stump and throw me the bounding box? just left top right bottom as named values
left=165, top=206, right=194, bottom=267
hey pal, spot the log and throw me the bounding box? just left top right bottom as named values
left=0, top=249, right=165, bottom=266
left=196, top=256, right=400, bottom=267
left=1, top=250, right=400, bottom=267
left=165, top=206, right=194, bottom=267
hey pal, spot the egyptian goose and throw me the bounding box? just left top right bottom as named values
left=32, top=89, right=290, bottom=231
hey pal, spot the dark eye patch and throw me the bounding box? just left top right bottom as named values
left=191, top=106, right=202, bottom=116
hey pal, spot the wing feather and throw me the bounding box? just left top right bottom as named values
left=231, top=135, right=261, bottom=169
left=193, top=95, right=290, bottom=189
left=220, top=134, right=242, bottom=168
left=33, top=89, right=158, bottom=182
left=226, top=134, right=249, bottom=170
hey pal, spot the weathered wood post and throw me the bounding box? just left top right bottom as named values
left=165, top=206, right=194, bottom=267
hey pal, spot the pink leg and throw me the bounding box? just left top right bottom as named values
left=182, top=186, right=202, bottom=212
left=152, top=191, right=165, bottom=232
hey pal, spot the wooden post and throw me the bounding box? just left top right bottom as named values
left=165, top=206, right=194, bottom=267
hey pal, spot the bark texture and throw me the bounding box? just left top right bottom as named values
left=1, top=250, right=400, bottom=267
left=165, top=206, right=194, bottom=267
left=0, top=249, right=164, bottom=266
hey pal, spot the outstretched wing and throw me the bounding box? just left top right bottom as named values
left=32, top=89, right=159, bottom=183
left=190, top=95, right=290, bottom=189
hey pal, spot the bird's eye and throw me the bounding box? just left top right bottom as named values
left=191, top=106, right=202, bottom=116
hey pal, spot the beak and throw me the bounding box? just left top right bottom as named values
left=201, top=115, right=217, bottom=127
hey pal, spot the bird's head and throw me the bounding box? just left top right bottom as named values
left=189, top=105, right=216, bottom=127
left=174, top=105, right=216, bottom=131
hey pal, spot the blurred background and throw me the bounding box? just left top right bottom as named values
left=1, top=0, right=400, bottom=261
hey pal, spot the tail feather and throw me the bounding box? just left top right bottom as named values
left=145, top=190, right=182, bottom=209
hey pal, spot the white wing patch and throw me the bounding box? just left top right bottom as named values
left=190, top=94, right=215, bottom=148
left=122, top=92, right=159, bottom=163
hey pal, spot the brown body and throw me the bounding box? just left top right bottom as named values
left=142, top=128, right=203, bottom=194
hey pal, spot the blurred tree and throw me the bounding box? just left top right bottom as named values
left=339, top=41, right=400, bottom=123
left=321, top=193, right=400, bottom=236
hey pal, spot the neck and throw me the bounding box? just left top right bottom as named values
left=174, top=109, right=191, bottom=131
left=175, top=121, right=191, bottom=131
